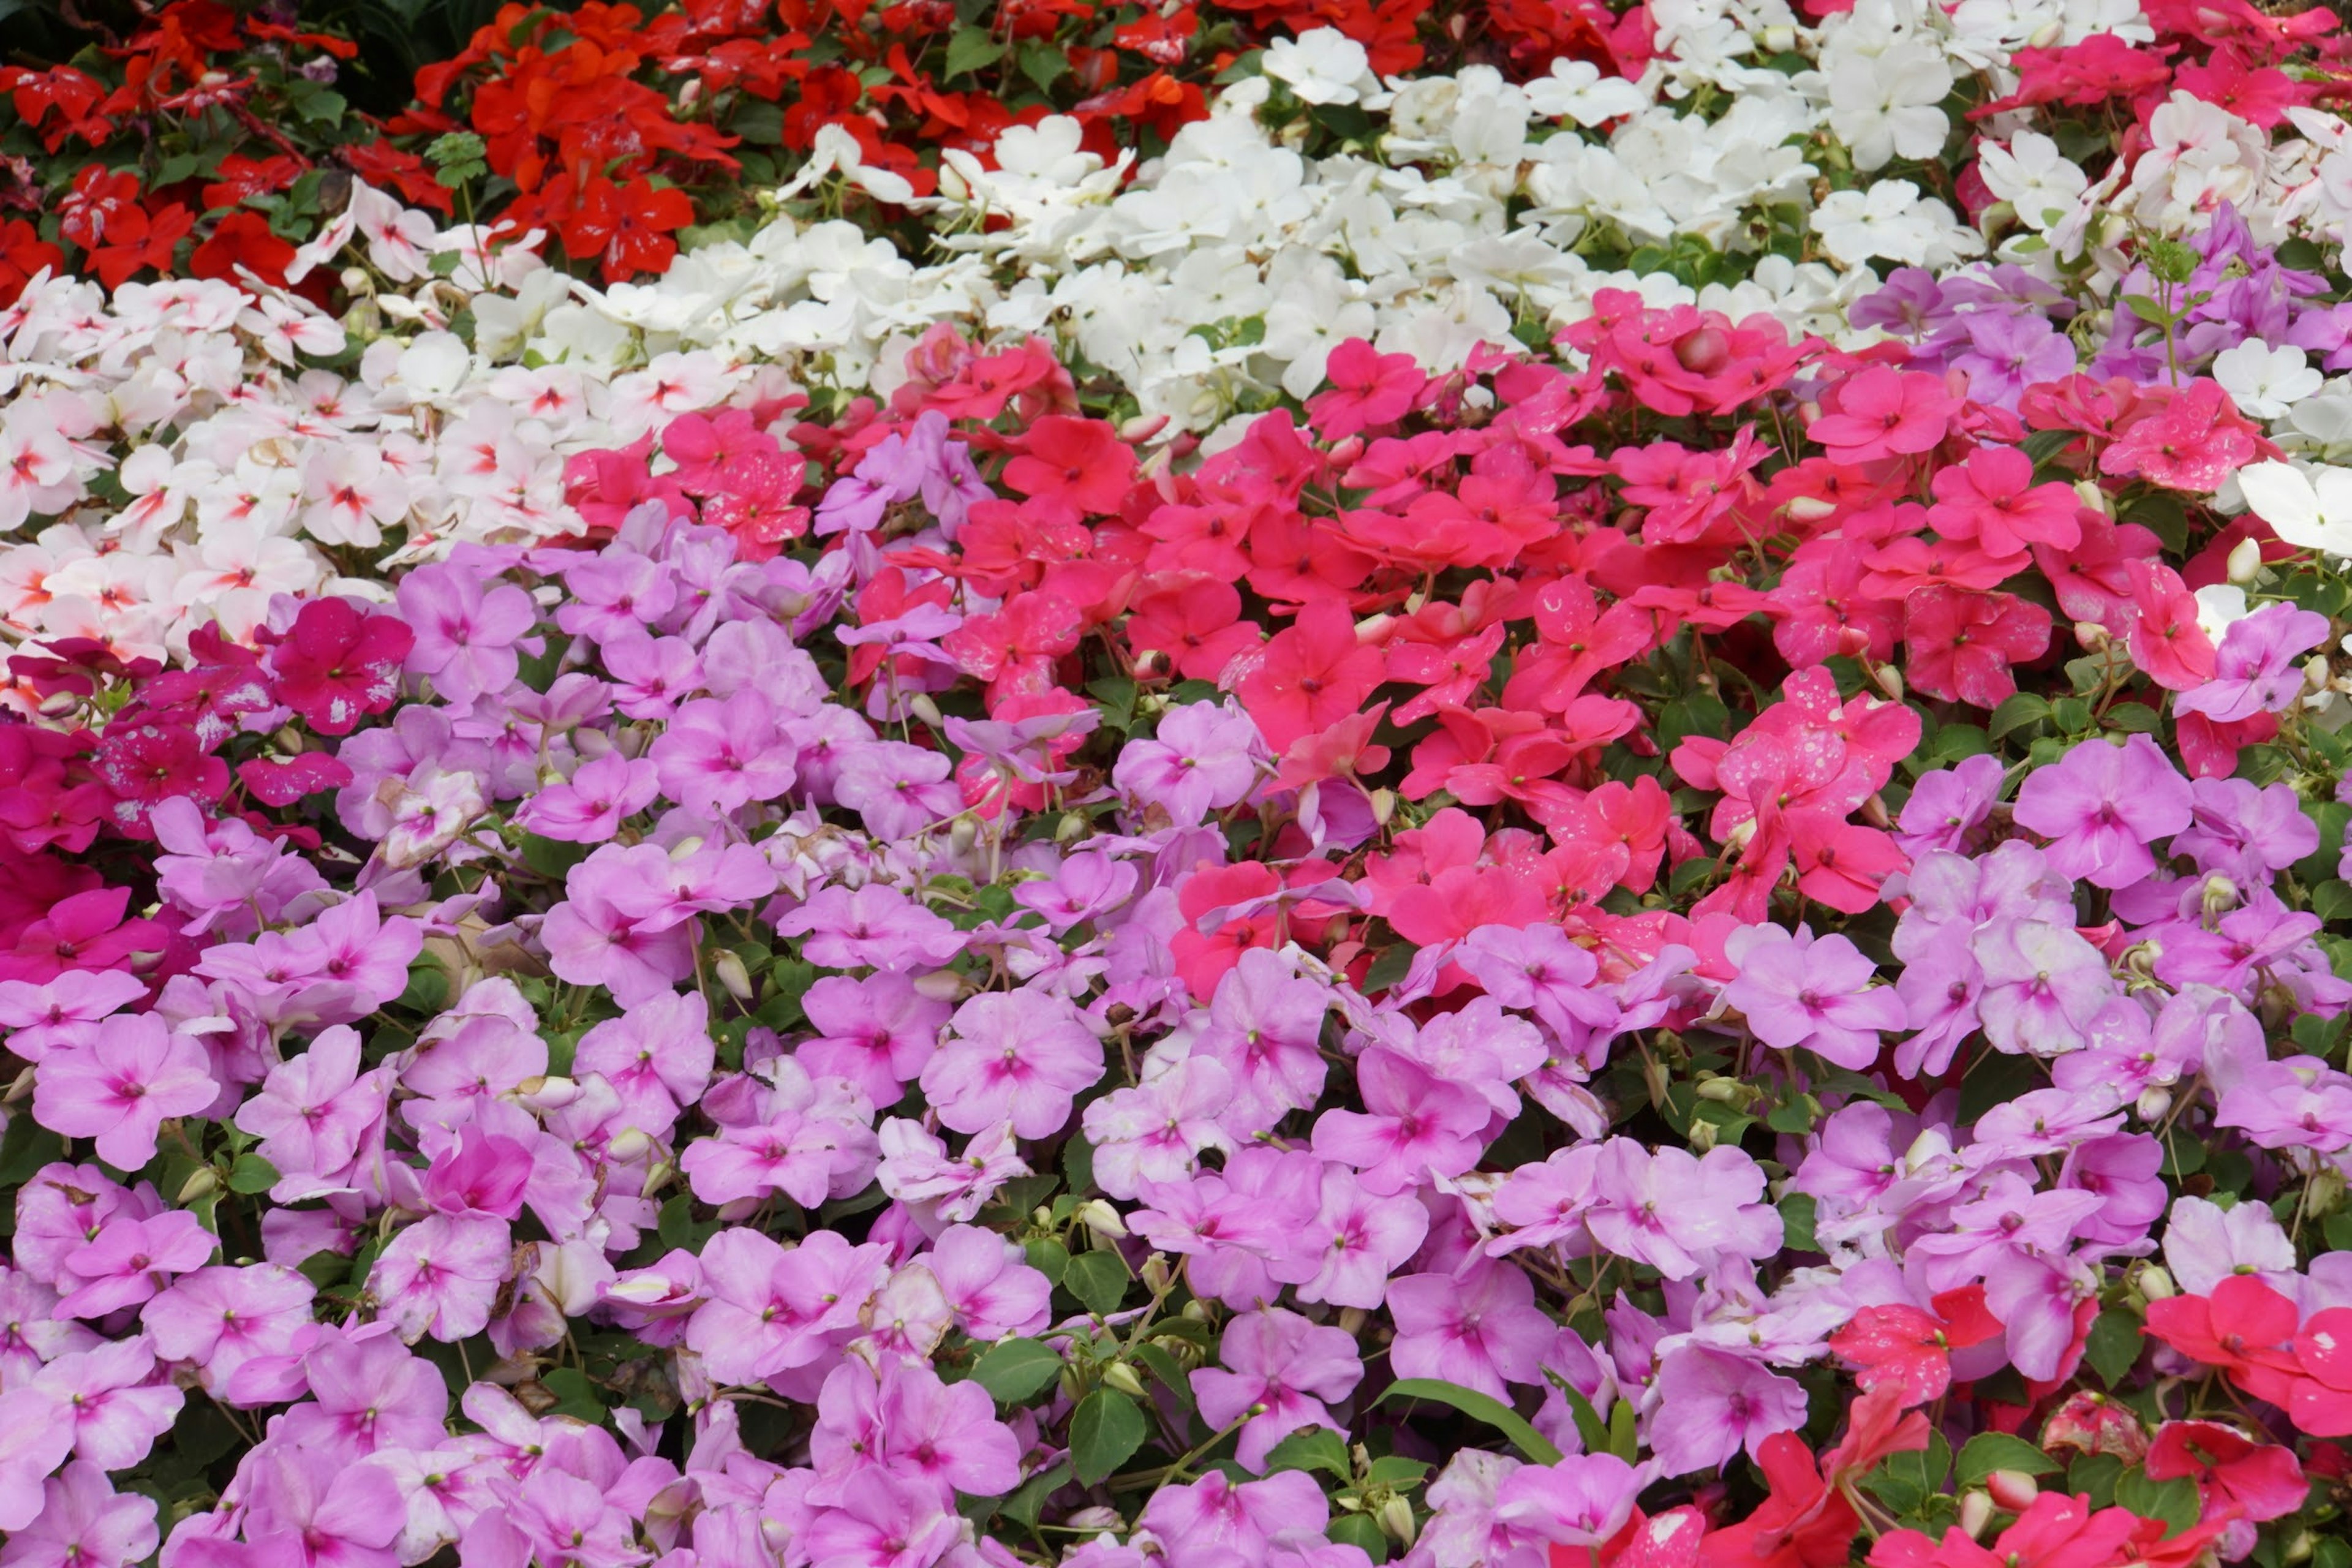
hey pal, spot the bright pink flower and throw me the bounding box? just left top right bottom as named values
left=1810, top=368, right=1959, bottom=463
left=1389, top=1257, right=1558, bottom=1401
left=918, top=990, right=1103, bottom=1139
left=1926, top=445, right=2082, bottom=557
left=262, top=597, right=415, bottom=736
left=1193, top=1306, right=1365, bottom=1471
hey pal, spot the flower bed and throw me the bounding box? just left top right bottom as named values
left=6, top=1, right=2352, bottom=1566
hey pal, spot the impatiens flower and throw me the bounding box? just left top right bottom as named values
left=1649, top=1345, right=1810, bottom=1476
left=262, top=597, right=415, bottom=736
left=2175, top=601, right=2332, bottom=723
left=2011, top=734, right=2193, bottom=889
left=33, top=1012, right=216, bottom=1170
left=1192, top=1307, right=1365, bottom=1471
left=1388, top=1258, right=1558, bottom=1401
left=919, top=990, right=1103, bottom=1139
left=1830, top=1287, right=2004, bottom=1406
left=1724, top=930, right=1904, bottom=1069
left=0, top=1461, right=159, bottom=1568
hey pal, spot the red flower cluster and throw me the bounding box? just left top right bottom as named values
left=2146, top=1276, right=2352, bottom=1438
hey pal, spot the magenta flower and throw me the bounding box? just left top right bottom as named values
left=812, top=1358, right=1023, bottom=1502
left=395, top=562, right=539, bottom=705
left=33, top=1012, right=216, bottom=1170
left=233, top=1025, right=385, bottom=1198
left=368, top=1212, right=511, bottom=1343
left=143, top=1264, right=317, bottom=1404
left=1583, top=1140, right=1781, bottom=1281
left=39, top=1336, right=184, bottom=1469
left=798, top=973, right=951, bottom=1107
left=685, top=1229, right=889, bottom=1385
left=1137, top=1469, right=1327, bottom=1568
left=1192, top=1307, right=1365, bottom=1471
left=801, top=1471, right=962, bottom=1568
left=774, top=884, right=967, bottom=973
left=263, top=596, right=416, bottom=736
left=918, top=990, right=1104, bottom=1139
left=1387, top=1257, right=1556, bottom=1401
left=1268, top=1162, right=1427, bottom=1310
left=216, top=1441, right=406, bottom=1568
left=2010, top=733, right=2193, bottom=889
left=0, top=970, right=149, bottom=1064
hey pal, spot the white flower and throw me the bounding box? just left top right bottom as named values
left=2212, top=342, right=2323, bottom=421
left=1824, top=42, right=1954, bottom=173
left=2236, top=459, right=2352, bottom=556
left=1975, top=131, right=2089, bottom=230
left=1523, top=59, right=1648, bottom=126
left=1262, top=29, right=1373, bottom=106
left=1811, top=181, right=1983, bottom=267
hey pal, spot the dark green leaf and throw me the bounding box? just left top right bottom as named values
left=541, top=1367, right=606, bottom=1422
left=971, top=1338, right=1065, bottom=1404
left=998, top=1460, right=1070, bottom=1531
left=2114, top=1467, right=2199, bottom=1534
left=1987, top=693, right=2048, bottom=740
left=1778, top=1192, right=1818, bottom=1253
left=1063, top=1248, right=1131, bottom=1314
left=2314, top=881, right=2352, bottom=924
left=1069, top=1389, right=1148, bottom=1485
left=1328, top=1513, right=1390, bottom=1562
left=2084, top=1308, right=2143, bottom=1388
left=1379, top=1378, right=1562, bottom=1464
left=943, top=26, right=1007, bottom=78
left=227, top=1153, right=280, bottom=1195
left=1264, top=1428, right=1352, bottom=1479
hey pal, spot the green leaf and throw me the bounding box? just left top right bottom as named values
left=227, top=1153, right=280, bottom=1195
left=1063, top=1248, right=1131, bottom=1315
left=1363, top=943, right=1419, bottom=992
left=729, top=100, right=786, bottom=146
left=943, top=26, right=1007, bottom=78
left=1069, top=1389, right=1148, bottom=1485
left=1956, top=1431, right=2062, bottom=1487
left=521, top=832, right=592, bottom=880
left=1660, top=693, right=1730, bottom=752
left=541, top=1367, right=606, bottom=1422
left=1547, top=1377, right=1610, bottom=1456
left=998, top=1460, right=1070, bottom=1531
left=971, top=1338, right=1065, bottom=1404
left=1367, top=1455, right=1430, bottom=1488
left=1017, top=39, right=1068, bottom=92
left=1328, top=1513, right=1390, bottom=1562
left=2314, top=881, right=2352, bottom=924
left=1607, top=1396, right=1637, bottom=1463
left=0, top=1114, right=67, bottom=1189
left=1988, top=693, right=2048, bottom=740
left=1025, top=1237, right=1070, bottom=1286
left=1778, top=1191, right=1819, bottom=1253
left=2084, top=1308, right=2143, bottom=1388
left=1379, top=1378, right=1562, bottom=1464
left=1264, top=1427, right=1352, bottom=1479
left=2114, top=1466, right=2199, bottom=1534
left=1062, top=1137, right=1096, bottom=1196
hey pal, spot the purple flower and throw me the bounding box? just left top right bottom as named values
left=0, top=1461, right=159, bottom=1568
left=832, top=741, right=964, bottom=839
left=1894, top=753, right=2003, bottom=856
left=1112, top=701, right=1263, bottom=826
left=2011, top=734, right=2193, bottom=889
left=2172, top=776, right=2320, bottom=883
left=1193, top=1308, right=1365, bottom=1471
left=774, top=884, right=966, bottom=973
left=514, top=751, right=662, bottom=843
left=396, top=562, right=538, bottom=705
left=1137, top=1469, right=1327, bottom=1568
left=1647, top=1345, right=1808, bottom=1476
left=2176, top=601, right=2331, bottom=723
left=1584, top=1140, right=1781, bottom=1281
left=1948, top=311, right=2079, bottom=410
left=685, top=1229, right=889, bottom=1385
left=649, top=691, right=799, bottom=815
left=1723, top=928, right=1904, bottom=1069
left=1970, top=918, right=2116, bottom=1057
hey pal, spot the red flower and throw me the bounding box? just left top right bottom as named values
left=1306, top=339, right=1424, bottom=440
left=2124, top=560, right=2214, bottom=691
left=57, top=165, right=142, bottom=250
left=1830, top=1286, right=2003, bottom=1406
left=200, top=154, right=303, bottom=214
left=85, top=201, right=195, bottom=290
left=1127, top=577, right=1261, bottom=683
left=260, top=598, right=417, bottom=737
left=2144, top=1421, right=2307, bottom=1525
left=92, top=720, right=230, bottom=835
left=1237, top=601, right=1388, bottom=753
left=559, top=175, right=696, bottom=282
left=0, top=219, right=65, bottom=307
left=189, top=209, right=296, bottom=288
left=1002, top=416, right=1137, bottom=518
left=1902, top=586, right=2052, bottom=709
left=2097, top=380, right=2273, bottom=493
left=2144, top=1276, right=2301, bottom=1381
left=0, top=885, right=163, bottom=984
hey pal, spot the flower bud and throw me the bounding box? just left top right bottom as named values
left=908, top=693, right=944, bottom=729
left=2201, top=874, right=2241, bottom=924
left=1958, top=1491, right=1996, bottom=1540
left=2138, top=1264, right=2177, bottom=1301
left=1986, top=1471, right=2040, bottom=1512
left=1119, top=413, right=1170, bottom=444
left=1687, top=1118, right=1721, bottom=1154
left=606, top=1128, right=654, bottom=1163
left=178, top=1167, right=221, bottom=1204
left=1379, top=1497, right=1418, bottom=1547
left=2285, top=1531, right=2316, bottom=1565
left=341, top=266, right=372, bottom=295
left=1338, top=1306, right=1368, bottom=1336
left=1695, top=1076, right=1745, bottom=1104
left=1065, top=1507, right=1123, bottom=1536
left=1181, top=1298, right=1213, bottom=1322
left=2073, top=620, right=2109, bottom=654
left=713, top=949, right=756, bottom=1003
left=640, top=1161, right=676, bottom=1199
left=2228, top=536, right=2264, bottom=584
left=1140, top=1254, right=1174, bottom=1294
left=1079, top=1199, right=1128, bottom=1240
left=913, top=969, right=968, bottom=1001
left=1057, top=813, right=1088, bottom=843
left=1060, top=1366, right=1085, bottom=1404
left=2135, top=1086, right=2172, bottom=1121
left=1099, top=1362, right=1148, bottom=1399
left=4, top=1066, right=33, bottom=1104
left=1759, top=23, right=1796, bottom=49
left=1368, top=788, right=1396, bottom=827
left=2072, top=480, right=2114, bottom=517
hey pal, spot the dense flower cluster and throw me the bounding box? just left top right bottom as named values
left=12, top=0, right=2352, bottom=1564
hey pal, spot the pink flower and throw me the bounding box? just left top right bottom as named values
left=369, top=1212, right=511, bottom=1343
left=1809, top=367, right=1959, bottom=463
left=1648, top=1344, right=1809, bottom=1476
left=1926, top=445, right=2082, bottom=557
left=918, top=990, right=1104, bottom=1139
left=2011, top=733, right=2193, bottom=889
left=1724, top=929, right=1904, bottom=1069
left=649, top=692, right=799, bottom=815
left=54, top=1210, right=214, bottom=1317
left=33, top=1012, right=216, bottom=1169
left=1310, top=1046, right=1490, bottom=1196
left=0, top=970, right=148, bottom=1064
left=37, top=1336, right=184, bottom=1469
left=0, top=1460, right=159, bottom=1568
left=1192, top=1308, right=1365, bottom=1471
left=685, top=1229, right=889, bottom=1385
left=1388, top=1258, right=1557, bottom=1401
left=233, top=1025, right=386, bottom=1197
